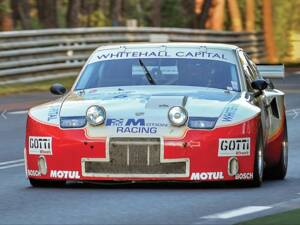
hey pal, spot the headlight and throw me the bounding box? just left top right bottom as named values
left=168, top=106, right=188, bottom=126
left=60, top=116, right=86, bottom=128
left=86, top=105, right=106, bottom=126
left=188, top=117, right=217, bottom=129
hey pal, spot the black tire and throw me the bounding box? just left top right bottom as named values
left=29, top=178, right=66, bottom=187
left=266, top=121, right=288, bottom=180
left=250, top=127, right=264, bottom=187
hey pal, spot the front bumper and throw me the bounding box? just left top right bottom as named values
left=25, top=115, right=259, bottom=182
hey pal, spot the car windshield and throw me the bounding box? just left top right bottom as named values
left=75, top=49, right=240, bottom=91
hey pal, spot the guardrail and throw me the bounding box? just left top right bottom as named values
left=0, top=27, right=265, bottom=85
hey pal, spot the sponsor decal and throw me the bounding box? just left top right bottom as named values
left=47, top=106, right=59, bottom=121
left=106, top=118, right=168, bottom=134
left=218, top=138, right=250, bottom=156
left=27, top=169, right=41, bottom=177
left=175, top=51, right=227, bottom=60
left=222, top=106, right=238, bottom=122
left=96, top=51, right=228, bottom=61
left=29, top=136, right=52, bottom=155
left=50, top=170, right=80, bottom=179
left=190, top=172, right=224, bottom=181
left=235, top=172, right=253, bottom=180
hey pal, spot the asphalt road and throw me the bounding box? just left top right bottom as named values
left=0, top=75, right=300, bottom=225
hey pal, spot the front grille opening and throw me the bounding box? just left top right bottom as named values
left=83, top=137, right=187, bottom=176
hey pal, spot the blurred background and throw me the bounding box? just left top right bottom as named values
left=0, top=0, right=299, bottom=94
left=0, top=0, right=299, bottom=63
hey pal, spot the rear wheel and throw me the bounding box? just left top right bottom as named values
left=267, top=122, right=288, bottom=180
left=250, top=128, right=264, bottom=187
left=29, top=178, right=66, bottom=187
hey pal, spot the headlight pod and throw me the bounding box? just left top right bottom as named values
left=86, top=105, right=106, bottom=126
left=168, top=106, right=188, bottom=126
left=188, top=117, right=218, bottom=129
left=60, top=116, right=86, bottom=128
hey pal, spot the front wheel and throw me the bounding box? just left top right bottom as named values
left=29, top=178, right=66, bottom=187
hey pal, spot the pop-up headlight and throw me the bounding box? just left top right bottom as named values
left=188, top=117, right=218, bottom=129
left=168, top=106, right=188, bottom=127
left=86, top=105, right=106, bottom=126
left=60, top=116, right=87, bottom=128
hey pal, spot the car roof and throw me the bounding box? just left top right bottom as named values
left=95, top=42, right=240, bottom=52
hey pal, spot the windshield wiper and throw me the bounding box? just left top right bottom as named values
left=138, top=59, right=156, bottom=85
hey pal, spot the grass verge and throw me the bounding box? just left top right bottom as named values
left=0, top=77, right=76, bottom=96
left=236, top=208, right=300, bottom=225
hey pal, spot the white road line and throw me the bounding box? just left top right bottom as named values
left=8, top=110, right=28, bottom=115
left=286, top=108, right=300, bottom=113
left=0, top=162, right=24, bottom=170
left=201, top=206, right=272, bottom=219
left=292, top=109, right=299, bottom=119
left=286, top=108, right=300, bottom=119
left=1, top=110, right=7, bottom=119
left=0, top=159, right=24, bottom=166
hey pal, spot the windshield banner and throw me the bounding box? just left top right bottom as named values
left=89, top=47, right=236, bottom=64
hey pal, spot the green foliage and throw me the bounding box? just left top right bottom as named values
left=272, top=0, right=299, bottom=61
left=57, top=0, right=68, bottom=28
left=123, top=0, right=151, bottom=26
left=236, top=208, right=300, bottom=225
left=0, top=76, right=75, bottom=96
left=161, top=0, right=190, bottom=27
left=81, top=10, right=109, bottom=27
left=0, top=0, right=10, bottom=13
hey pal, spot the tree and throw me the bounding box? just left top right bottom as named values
left=195, top=0, right=224, bottom=30
left=181, top=0, right=194, bottom=28
left=10, top=0, right=32, bottom=29
left=112, top=0, right=123, bottom=26
left=80, top=0, right=94, bottom=26
left=207, top=0, right=225, bottom=30
left=227, top=0, right=242, bottom=31
left=161, top=0, right=187, bottom=27
left=263, top=0, right=278, bottom=63
left=0, top=0, right=13, bottom=31
left=195, top=0, right=211, bottom=29
left=245, top=0, right=255, bottom=32
left=37, top=0, right=58, bottom=28
left=151, top=0, right=161, bottom=27
left=67, top=0, right=81, bottom=27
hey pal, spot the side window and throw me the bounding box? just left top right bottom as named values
left=238, top=50, right=254, bottom=91
left=244, top=54, right=260, bottom=80
left=244, top=74, right=253, bottom=92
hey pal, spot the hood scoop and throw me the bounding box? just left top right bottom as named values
left=145, top=96, right=185, bottom=109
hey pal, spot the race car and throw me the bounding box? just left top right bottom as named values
left=25, top=43, right=288, bottom=187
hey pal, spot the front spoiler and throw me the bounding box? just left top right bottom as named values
left=25, top=115, right=259, bottom=182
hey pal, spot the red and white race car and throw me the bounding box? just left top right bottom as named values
left=25, top=43, right=287, bottom=187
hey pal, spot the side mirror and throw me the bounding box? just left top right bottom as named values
left=251, top=79, right=268, bottom=91
left=50, top=83, right=66, bottom=95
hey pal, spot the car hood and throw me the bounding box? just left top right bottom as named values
left=60, top=86, right=239, bottom=119
left=29, top=86, right=260, bottom=138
